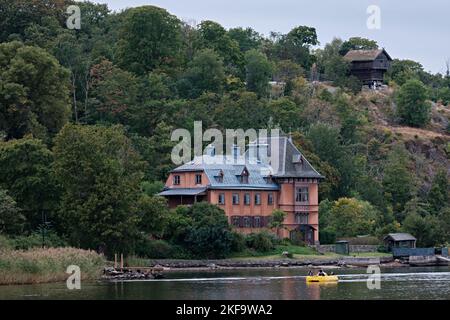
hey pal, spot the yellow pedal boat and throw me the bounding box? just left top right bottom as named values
left=306, top=275, right=339, bottom=283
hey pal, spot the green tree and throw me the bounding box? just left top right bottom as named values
left=117, top=6, right=182, bottom=75
left=327, top=198, right=379, bottom=238
left=0, top=188, right=25, bottom=235
left=137, top=195, right=170, bottom=238
left=268, top=98, right=301, bottom=131
left=316, top=38, right=350, bottom=82
left=0, top=0, right=68, bottom=42
left=86, top=59, right=139, bottom=124
left=182, top=203, right=234, bottom=259
left=438, top=207, right=450, bottom=245
left=178, top=49, right=225, bottom=98
left=272, top=26, right=318, bottom=69
left=228, top=27, right=263, bottom=52
left=339, top=37, right=378, bottom=56
left=269, top=209, right=287, bottom=238
left=0, top=41, right=70, bottom=140
left=195, top=20, right=244, bottom=76
left=396, top=79, right=431, bottom=127
left=214, top=91, right=270, bottom=130
left=402, top=212, right=440, bottom=247
left=0, top=137, right=58, bottom=230
left=306, top=123, right=343, bottom=164
left=382, top=147, right=415, bottom=220
left=244, top=49, right=273, bottom=97
left=427, top=169, right=449, bottom=214
left=385, top=59, right=425, bottom=86
left=53, top=124, right=145, bottom=255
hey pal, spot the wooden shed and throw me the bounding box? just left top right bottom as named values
left=344, top=48, right=392, bottom=86
left=383, top=233, right=416, bottom=252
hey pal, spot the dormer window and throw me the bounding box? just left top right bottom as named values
left=215, top=170, right=224, bottom=183
left=238, top=167, right=249, bottom=184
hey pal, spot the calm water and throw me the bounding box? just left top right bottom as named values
left=1, top=266, right=449, bottom=300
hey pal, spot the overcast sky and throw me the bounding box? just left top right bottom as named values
left=93, top=0, right=450, bottom=74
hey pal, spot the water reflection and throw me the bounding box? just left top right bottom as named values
left=0, top=266, right=449, bottom=300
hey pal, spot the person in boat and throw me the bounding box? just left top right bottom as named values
left=317, top=269, right=327, bottom=276
left=308, top=270, right=313, bottom=276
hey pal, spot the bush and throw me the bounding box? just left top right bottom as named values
left=135, top=239, right=192, bottom=259
left=396, top=79, right=431, bottom=127
left=0, top=234, right=13, bottom=251
left=245, top=232, right=275, bottom=252
left=230, top=232, right=246, bottom=253
left=10, top=232, right=68, bottom=250
left=319, top=228, right=336, bottom=245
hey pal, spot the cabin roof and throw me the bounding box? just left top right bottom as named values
left=384, top=233, right=417, bottom=242
left=344, top=48, right=392, bottom=62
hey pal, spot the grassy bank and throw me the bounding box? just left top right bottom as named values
left=0, top=247, right=105, bottom=285
left=125, top=245, right=391, bottom=267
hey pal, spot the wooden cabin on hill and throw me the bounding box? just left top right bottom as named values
left=344, top=48, right=392, bottom=87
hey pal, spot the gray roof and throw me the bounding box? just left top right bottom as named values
left=384, top=233, right=417, bottom=241
left=158, top=188, right=207, bottom=196
left=250, top=136, right=324, bottom=179
left=344, top=49, right=392, bottom=62
left=172, top=158, right=279, bottom=190
left=166, top=135, right=323, bottom=193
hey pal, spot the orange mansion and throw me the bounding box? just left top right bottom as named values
left=159, top=136, right=324, bottom=244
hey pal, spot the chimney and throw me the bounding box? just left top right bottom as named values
left=248, top=143, right=258, bottom=163
left=258, top=143, right=269, bottom=164
left=232, top=144, right=240, bottom=159
left=204, top=144, right=215, bottom=157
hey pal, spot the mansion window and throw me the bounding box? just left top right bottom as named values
left=239, top=175, right=249, bottom=184
left=244, top=193, right=251, bottom=205
left=295, top=187, right=309, bottom=203
left=268, top=193, right=274, bottom=205
left=254, top=193, right=261, bottom=205
left=231, top=216, right=240, bottom=227
left=218, top=193, right=225, bottom=205
left=295, top=212, right=309, bottom=225
left=254, top=216, right=262, bottom=228
left=195, top=174, right=202, bottom=184
left=243, top=216, right=251, bottom=228
left=232, top=193, right=240, bottom=205
left=173, top=175, right=181, bottom=185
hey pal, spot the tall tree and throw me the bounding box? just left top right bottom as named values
left=0, top=0, right=68, bottom=42
left=0, top=41, right=71, bottom=140
left=195, top=20, right=244, bottom=77
left=396, top=79, right=431, bottom=127
left=244, top=49, right=273, bottom=97
left=327, top=197, right=379, bottom=238
left=382, top=147, right=415, bottom=220
left=228, top=27, right=263, bottom=52
left=272, top=26, right=318, bottom=69
left=86, top=59, right=140, bottom=124
left=0, top=138, right=58, bottom=230
left=117, top=6, right=182, bottom=75
left=178, top=49, right=225, bottom=98
left=339, top=37, right=378, bottom=56
left=427, top=169, right=449, bottom=214
left=0, top=188, right=25, bottom=235
left=53, top=124, right=146, bottom=255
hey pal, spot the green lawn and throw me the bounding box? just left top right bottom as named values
left=229, top=245, right=318, bottom=259
left=229, top=245, right=391, bottom=260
